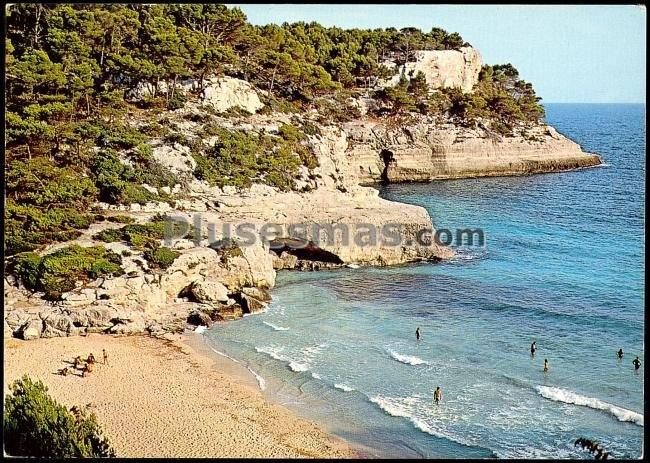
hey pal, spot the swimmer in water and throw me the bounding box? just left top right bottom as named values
left=617, top=348, right=624, bottom=359
left=433, top=386, right=442, bottom=405
left=530, top=341, right=537, bottom=356
left=416, top=327, right=421, bottom=341
left=633, top=356, right=641, bottom=371
left=543, top=358, right=549, bottom=373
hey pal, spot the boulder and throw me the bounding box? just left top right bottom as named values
left=280, top=251, right=298, bottom=270
left=240, top=293, right=267, bottom=314
left=152, top=143, right=196, bottom=175
left=107, top=314, right=146, bottom=335
left=190, top=280, right=230, bottom=304
left=213, top=303, right=243, bottom=321
left=4, top=319, right=13, bottom=338
left=41, top=311, right=77, bottom=338
left=5, top=311, right=30, bottom=334
left=241, top=287, right=271, bottom=303
left=19, top=318, right=42, bottom=341
left=200, top=76, right=263, bottom=114
left=68, top=306, right=117, bottom=328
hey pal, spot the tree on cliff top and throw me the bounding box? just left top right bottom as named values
left=3, top=376, right=116, bottom=457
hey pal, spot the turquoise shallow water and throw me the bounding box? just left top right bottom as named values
left=205, top=104, right=645, bottom=458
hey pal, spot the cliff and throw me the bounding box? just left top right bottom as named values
left=379, top=46, right=483, bottom=93
left=343, top=118, right=601, bottom=184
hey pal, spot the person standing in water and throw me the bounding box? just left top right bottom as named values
left=543, top=358, right=549, bottom=373
left=433, top=386, right=442, bottom=405
left=633, top=356, right=641, bottom=371
left=530, top=341, right=537, bottom=356
left=416, top=327, right=421, bottom=342
left=617, top=348, right=624, bottom=359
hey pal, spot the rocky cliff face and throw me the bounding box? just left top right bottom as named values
left=379, top=47, right=483, bottom=93
left=343, top=118, right=601, bottom=184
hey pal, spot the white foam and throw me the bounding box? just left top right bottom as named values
left=255, top=346, right=285, bottom=361
left=334, top=383, right=355, bottom=392
left=311, top=372, right=322, bottom=380
left=389, top=350, right=428, bottom=366
left=289, top=361, right=310, bottom=372
left=247, top=366, right=266, bottom=391
left=369, top=395, right=478, bottom=449
left=194, top=325, right=207, bottom=334
left=263, top=321, right=289, bottom=331
left=256, top=346, right=310, bottom=373
left=209, top=347, right=240, bottom=364
left=536, top=385, right=643, bottom=426
left=346, top=264, right=360, bottom=269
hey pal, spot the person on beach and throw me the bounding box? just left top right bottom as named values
left=543, top=358, right=549, bottom=373
left=73, top=356, right=83, bottom=369
left=433, top=386, right=442, bottom=405
left=59, top=367, right=69, bottom=376
left=416, top=327, right=421, bottom=341
left=87, top=353, right=96, bottom=365
left=633, top=356, right=641, bottom=371
left=103, top=349, right=109, bottom=365
left=530, top=341, right=537, bottom=356
left=82, top=362, right=94, bottom=377
left=617, top=348, right=624, bottom=359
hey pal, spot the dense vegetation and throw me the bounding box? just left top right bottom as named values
left=4, top=376, right=115, bottom=457
left=5, top=3, right=544, bottom=259
left=12, top=244, right=124, bottom=300
left=93, top=214, right=194, bottom=247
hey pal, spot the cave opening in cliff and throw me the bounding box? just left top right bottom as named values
left=379, top=149, right=395, bottom=182
left=270, top=238, right=344, bottom=264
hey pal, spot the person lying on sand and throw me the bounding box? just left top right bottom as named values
left=82, top=362, right=94, bottom=377
left=73, top=356, right=83, bottom=369
left=59, top=367, right=69, bottom=376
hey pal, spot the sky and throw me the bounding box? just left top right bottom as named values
left=230, top=4, right=646, bottom=104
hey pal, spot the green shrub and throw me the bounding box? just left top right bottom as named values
left=163, top=132, right=189, bottom=146
left=4, top=376, right=115, bottom=457
left=143, top=245, right=180, bottom=270
left=133, top=160, right=178, bottom=190
left=208, top=238, right=243, bottom=263
left=167, top=91, right=187, bottom=110
left=13, top=245, right=124, bottom=300
left=107, top=215, right=136, bottom=224
left=194, top=128, right=302, bottom=191
left=93, top=217, right=193, bottom=249
left=218, top=106, right=252, bottom=118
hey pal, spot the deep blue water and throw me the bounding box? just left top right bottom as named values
left=205, top=104, right=645, bottom=458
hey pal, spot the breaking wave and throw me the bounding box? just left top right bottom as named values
left=536, top=385, right=643, bottom=426
left=389, top=350, right=428, bottom=366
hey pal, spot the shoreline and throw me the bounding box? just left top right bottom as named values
left=3, top=332, right=358, bottom=458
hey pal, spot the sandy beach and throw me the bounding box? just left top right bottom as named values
left=3, top=332, right=356, bottom=458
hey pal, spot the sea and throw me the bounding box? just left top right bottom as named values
left=203, top=103, right=645, bottom=458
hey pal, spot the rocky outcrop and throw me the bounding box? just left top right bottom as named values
left=199, top=76, right=264, bottom=114
left=379, top=47, right=483, bottom=93
left=342, top=119, right=601, bottom=184
left=4, top=240, right=276, bottom=339
left=126, top=76, right=264, bottom=114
